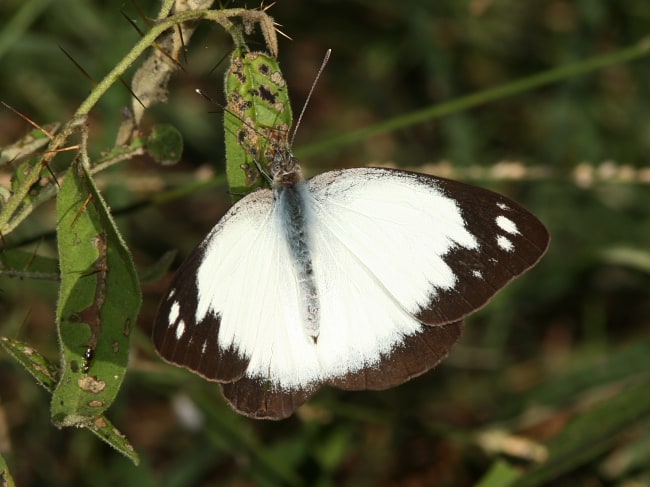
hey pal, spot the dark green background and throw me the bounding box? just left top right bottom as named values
left=1, top=1, right=649, bottom=485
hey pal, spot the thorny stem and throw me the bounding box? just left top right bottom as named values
left=0, top=6, right=277, bottom=236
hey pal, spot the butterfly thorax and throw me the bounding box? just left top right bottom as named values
left=272, top=149, right=320, bottom=342
left=270, top=147, right=303, bottom=188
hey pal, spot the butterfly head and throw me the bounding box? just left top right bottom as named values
left=270, top=147, right=303, bottom=187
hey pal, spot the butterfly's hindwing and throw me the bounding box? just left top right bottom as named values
left=220, top=377, right=316, bottom=420
left=327, top=320, right=464, bottom=391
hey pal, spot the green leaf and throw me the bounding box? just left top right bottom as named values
left=600, top=246, right=650, bottom=274
left=600, top=430, right=650, bottom=480
left=9, top=157, right=45, bottom=208
left=0, top=123, right=59, bottom=168
left=138, top=249, right=177, bottom=284
left=146, top=123, right=183, bottom=165
left=52, top=160, right=141, bottom=426
left=523, top=342, right=650, bottom=409
left=223, top=48, right=293, bottom=199
left=0, top=249, right=59, bottom=279
left=193, top=393, right=302, bottom=486
left=0, top=336, right=59, bottom=392
left=0, top=451, right=16, bottom=487
left=513, top=378, right=650, bottom=487
left=2, top=124, right=61, bottom=210
left=476, top=460, right=521, bottom=487
left=0, top=336, right=140, bottom=465
left=84, top=414, right=140, bottom=466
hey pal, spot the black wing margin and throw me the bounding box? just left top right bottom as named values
left=412, top=172, right=549, bottom=326
left=152, top=242, right=249, bottom=383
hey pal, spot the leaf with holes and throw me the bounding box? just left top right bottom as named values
left=224, top=48, right=293, bottom=198
left=0, top=336, right=139, bottom=465
left=52, top=160, right=140, bottom=426
left=0, top=336, right=59, bottom=392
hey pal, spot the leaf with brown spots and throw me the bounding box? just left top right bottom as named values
left=52, top=159, right=141, bottom=426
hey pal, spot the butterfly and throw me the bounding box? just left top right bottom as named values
left=153, top=144, right=550, bottom=419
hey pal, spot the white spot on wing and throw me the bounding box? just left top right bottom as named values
left=472, top=269, right=483, bottom=279
left=496, top=215, right=520, bottom=235
left=169, top=301, right=180, bottom=325
left=497, top=202, right=510, bottom=211
left=175, top=319, right=186, bottom=340
left=497, top=235, right=514, bottom=252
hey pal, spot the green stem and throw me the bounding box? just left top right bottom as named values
left=296, top=36, right=650, bottom=158
left=0, top=6, right=275, bottom=236
left=0, top=115, right=85, bottom=236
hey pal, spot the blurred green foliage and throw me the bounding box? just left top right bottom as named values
left=1, top=0, right=650, bottom=486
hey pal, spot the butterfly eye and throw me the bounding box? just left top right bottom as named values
left=269, top=152, right=283, bottom=176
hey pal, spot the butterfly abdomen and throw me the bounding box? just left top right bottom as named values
left=276, top=181, right=320, bottom=341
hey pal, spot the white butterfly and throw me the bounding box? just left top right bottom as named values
left=153, top=147, right=549, bottom=419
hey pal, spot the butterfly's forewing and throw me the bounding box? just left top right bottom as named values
left=153, top=245, right=249, bottom=382
left=152, top=190, right=282, bottom=383
left=417, top=174, right=549, bottom=324
left=308, top=168, right=549, bottom=327
left=300, top=167, right=547, bottom=395
left=154, top=188, right=328, bottom=418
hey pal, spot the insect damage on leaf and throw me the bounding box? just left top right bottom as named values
left=224, top=48, right=293, bottom=197
left=53, top=159, right=140, bottom=424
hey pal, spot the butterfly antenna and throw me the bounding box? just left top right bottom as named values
left=290, top=48, right=331, bottom=147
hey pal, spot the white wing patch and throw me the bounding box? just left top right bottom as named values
left=169, top=301, right=180, bottom=325
left=496, top=215, right=520, bottom=235
left=190, top=168, right=483, bottom=390
left=310, top=168, right=478, bottom=311
left=175, top=319, right=185, bottom=340
left=195, top=190, right=321, bottom=386
left=497, top=235, right=514, bottom=252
